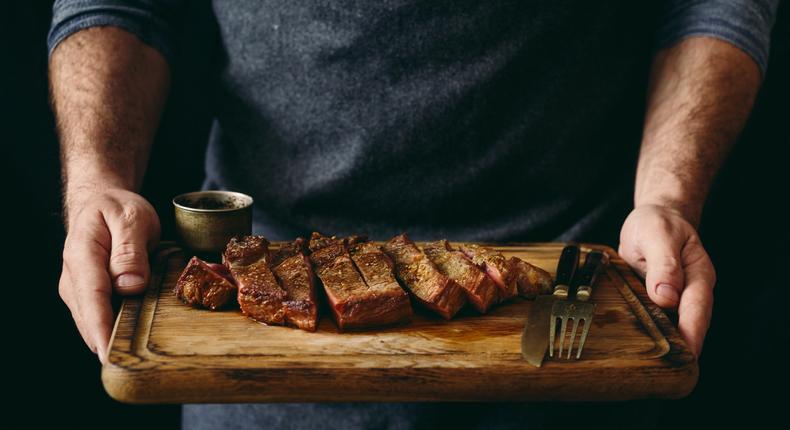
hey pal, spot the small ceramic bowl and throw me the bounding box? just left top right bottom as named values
left=172, top=191, right=253, bottom=255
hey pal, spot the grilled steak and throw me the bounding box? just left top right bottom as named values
left=269, top=237, right=307, bottom=268
left=310, top=233, right=410, bottom=329
left=459, top=244, right=518, bottom=303
left=271, top=239, right=319, bottom=331
left=174, top=256, right=237, bottom=310
left=348, top=241, right=413, bottom=325
left=423, top=240, right=497, bottom=313
left=508, top=257, right=553, bottom=298
left=224, top=236, right=288, bottom=325
left=382, top=234, right=466, bottom=319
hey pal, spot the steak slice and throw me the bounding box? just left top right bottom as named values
left=509, top=257, right=553, bottom=299
left=309, top=234, right=372, bottom=329
left=348, top=241, right=413, bottom=325
left=269, top=237, right=307, bottom=268
left=174, top=256, right=237, bottom=310
left=423, top=240, right=497, bottom=313
left=271, top=239, right=319, bottom=331
left=382, top=234, right=466, bottom=319
left=309, top=233, right=411, bottom=329
left=224, top=236, right=288, bottom=325
left=459, top=244, right=518, bottom=303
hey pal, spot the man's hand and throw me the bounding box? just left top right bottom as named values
left=50, top=27, right=170, bottom=361
left=59, top=188, right=160, bottom=362
left=625, top=36, right=762, bottom=358
left=618, top=205, right=715, bottom=358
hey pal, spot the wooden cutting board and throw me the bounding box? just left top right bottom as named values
left=103, top=242, right=697, bottom=403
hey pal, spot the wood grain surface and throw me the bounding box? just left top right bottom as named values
left=102, top=242, right=697, bottom=403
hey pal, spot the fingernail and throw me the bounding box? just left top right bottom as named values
left=116, top=273, right=145, bottom=288
left=656, top=283, right=679, bottom=303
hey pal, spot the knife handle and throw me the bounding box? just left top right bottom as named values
left=574, top=251, right=608, bottom=302
left=553, top=245, right=580, bottom=299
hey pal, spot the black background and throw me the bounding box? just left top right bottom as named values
left=5, top=2, right=789, bottom=428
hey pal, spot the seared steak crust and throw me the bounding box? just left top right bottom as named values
left=179, top=233, right=549, bottom=330
left=174, top=256, right=237, bottom=310
left=348, top=242, right=413, bottom=326
left=272, top=241, right=319, bottom=331
left=382, top=234, right=466, bottom=319
left=224, top=236, right=288, bottom=325
left=508, top=257, right=553, bottom=299
left=309, top=233, right=412, bottom=329
left=270, top=237, right=307, bottom=268
left=459, top=244, right=518, bottom=303
left=423, top=240, right=497, bottom=313
left=309, top=235, right=371, bottom=329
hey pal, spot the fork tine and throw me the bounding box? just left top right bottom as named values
left=557, top=315, right=568, bottom=358
left=575, top=317, right=592, bottom=359
left=567, top=318, right=580, bottom=359
left=549, top=314, right=557, bottom=358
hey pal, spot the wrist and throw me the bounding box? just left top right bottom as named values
left=64, top=162, right=136, bottom=196
left=63, top=169, right=138, bottom=225
left=634, top=165, right=706, bottom=228
left=633, top=197, right=702, bottom=229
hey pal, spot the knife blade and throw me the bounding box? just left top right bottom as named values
left=521, top=244, right=580, bottom=366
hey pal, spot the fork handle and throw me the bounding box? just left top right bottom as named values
left=574, top=251, right=607, bottom=301
left=553, top=245, right=580, bottom=299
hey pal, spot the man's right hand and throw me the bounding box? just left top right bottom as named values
left=60, top=188, right=160, bottom=362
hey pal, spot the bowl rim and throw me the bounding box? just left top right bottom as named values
left=172, top=190, right=254, bottom=213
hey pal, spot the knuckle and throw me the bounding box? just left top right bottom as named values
left=111, top=242, right=147, bottom=265
left=61, top=243, right=80, bottom=268
left=686, top=298, right=713, bottom=322
left=117, top=204, right=140, bottom=228
left=659, top=255, right=681, bottom=271
left=58, top=279, right=69, bottom=302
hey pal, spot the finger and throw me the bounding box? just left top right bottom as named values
left=58, top=263, right=74, bottom=310
left=60, top=254, right=97, bottom=351
left=677, top=241, right=716, bottom=358
left=639, top=224, right=685, bottom=308
left=59, top=264, right=96, bottom=350
left=105, top=204, right=156, bottom=296
left=64, top=217, right=114, bottom=363
left=618, top=242, right=647, bottom=277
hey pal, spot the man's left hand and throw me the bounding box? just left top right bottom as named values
left=618, top=204, right=716, bottom=358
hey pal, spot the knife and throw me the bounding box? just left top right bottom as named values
left=521, top=244, right=580, bottom=366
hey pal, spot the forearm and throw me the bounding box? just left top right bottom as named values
left=636, top=36, right=762, bottom=227
left=49, top=26, right=170, bottom=224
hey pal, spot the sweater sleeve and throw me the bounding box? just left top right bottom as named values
left=656, top=0, right=780, bottom=75
left=48, top=0, right=186, bottom=65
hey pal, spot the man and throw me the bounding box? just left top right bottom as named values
left=49, top=0, right=778, bottom=428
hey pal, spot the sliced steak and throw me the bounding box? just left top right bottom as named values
left=459, top=244, right=518, bottom=302
left=269, top=237, right=307, bottom=268
left=174, top=256, right=237, bottom=310
left=382, top=234, right=466, bottom=319
left=423, top=240, right=497, bottom=313
left=348, top=241, right=413, bottom=325
left=271, top=239, right=319, bottom=331
left=509, top=257, right=553, bottom=299
left=309, top=234, right=371, bottom=329
left=309, top=233, right=411, bottom=329
left=224, top=236, right=288, bottom=325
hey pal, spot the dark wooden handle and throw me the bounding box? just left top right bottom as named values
left=553, top=245, right=580, bottom=298
left=575, top=251, right=607, bottom=301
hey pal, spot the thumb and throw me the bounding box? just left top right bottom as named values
left=641, top=233, right=685, bottom=308
left=105, top=207, right=158, bottom=296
